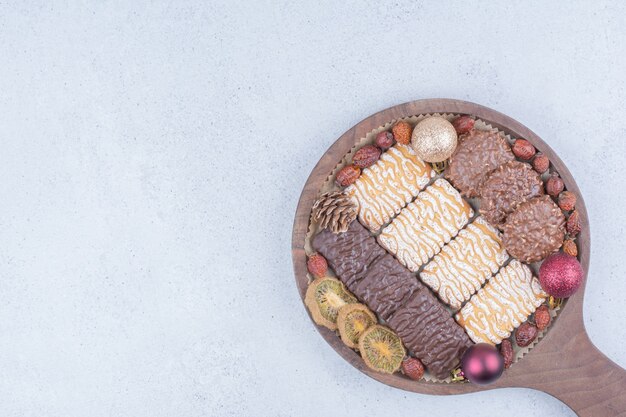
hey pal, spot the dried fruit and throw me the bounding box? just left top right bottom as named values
left=304, top=277, right=357, bottom=330
left=352, top=145, right=381, bottom=168
left=532, top=153, right=550, bottom=174
left=515, top=322, right=538, bottom=347
left=401, top=357, right=425, bottom=380
left=375, top=131, right=395, bottom=150
left=512, top=139, right=536, bottom=160
left=563, top=239, right=578, bottom=257
left=567, top=210, right=581, bottom=236
left=452, top=115, right=475, bottom=135
left=499, top=339, right=514, bottom=369
left=392, top=121, right=413, bottom=145
left=336, top=304, right=377, bottom=349
left=358, top=325, right=405, bottom=374
left=312, top=191, right=357, bottom=234
left=558, top=191, right=577, bottom=211
left=335, top=165, right=361, bottom=187
left=307, top=253, right=328, bottom=278
left=545, top=173, right=564, bottom=197
left=534, top=305, right=551, bottom=331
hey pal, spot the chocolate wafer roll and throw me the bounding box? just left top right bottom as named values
left=312, top=221, right=419, bottom=321
left=387, top=287, right=473, bottom=379
left=312, top=221, right=386, bottom=289
left=313, top=221, right=472, bottom=378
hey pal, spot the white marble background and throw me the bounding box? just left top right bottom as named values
left=1, top=1, right=625, bottom=416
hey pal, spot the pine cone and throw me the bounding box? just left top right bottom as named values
left=312, top=191, right=357, bottom=234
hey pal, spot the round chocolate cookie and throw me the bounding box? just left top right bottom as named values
left=445, top=129, right=515, bottom=198
left=479, top=161, right=544, bottom=228
left=503, top=195, right=566, bottom=263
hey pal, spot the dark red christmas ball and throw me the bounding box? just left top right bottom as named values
left=539, top=252, right=583, bottom=298
left=461, top=343, right=504, bottom=385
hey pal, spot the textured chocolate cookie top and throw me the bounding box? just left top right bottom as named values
left=503, top=195, right=566, bottom=263
left=479, top=161, right=544, bottom=228
left=445, top=129, right=515, bottom=198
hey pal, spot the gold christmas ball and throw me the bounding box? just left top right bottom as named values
left=411, top=117, right=458, bottom=163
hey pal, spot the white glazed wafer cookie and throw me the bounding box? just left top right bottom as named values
left=455, top=260, right=547, bottom=345
left=419, top=216, right=509, bottom=310
left=377, top=178, right=473, bottom=272
left=346, top=144, right=434, bottom=232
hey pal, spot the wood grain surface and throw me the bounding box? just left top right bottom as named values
left=291, top=99, right=626, bottom=416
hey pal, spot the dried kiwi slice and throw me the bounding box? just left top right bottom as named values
left=358, top=325, right=405, bottom=374
left=337, top=304, right=377, bottom=349
left=304, top=277, right=357, bottom=330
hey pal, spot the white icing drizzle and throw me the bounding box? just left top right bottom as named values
left=455, top=260, right=547, bottom=345
left=377, top=179, right=473, bottom=272
left=346, top=144, right=434, bottom=232
left=419, top=217, right=509, bottom=310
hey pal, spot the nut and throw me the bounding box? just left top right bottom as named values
left=375, top=131, right=395, bottom=150
left=515, top=322, right=538, bottom=347
left=558, top=191, right=577, bottom=211
left=563, top=239, right=578, bottom=257
left=512, top=139, right=536, bottom=160
left=534, top=305, right=551, bottom=331
left=401, top=357, right=425, bottom=380
left=335, top=165, right=361, bottom=187
left=307, top=253, right=328, bottom=278
left=392, top=121, right=413, bottom=145
left=452, top=115, right=475, bottom=135
left=545, top=173, right=565, bottom=197
left=566, top=210, right=581, bottom=236
left=532, top=153, right=550, bottom=174
left=352, top=145, right=381, bottom=168
left=499, top=339, right=514, bottom=369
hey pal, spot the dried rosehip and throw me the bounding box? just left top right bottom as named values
left=392, top=121, right=412, bottom=145
left=563, top=239, right=578, bottom=257
left=307, top=253, right=328, bottom=278
left=499, top=339, right=514, bottom=369
left=352, top=145, right=381, bottom=168
left=401, top=357, right=425, bottom=380
left=533, top=153, right=550, bottom=174
left=558, top=191, right=577, bottom=211
left=545, top=173, right=564, bottom=197
left=512, top=139, right=536, bottom=160
left=534, top=305, right=551, bottom=331
left=515, top=322, right=538, bottom=347
left=375, top=131, right=395, bottom=150
left=452, top=115, right=475, bottom=135
left=567, top=210, right=581, bottom=236
left=335, top=165, right=360, bottom=187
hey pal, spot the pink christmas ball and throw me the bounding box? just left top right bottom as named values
left=539, top=252, right=583, bottom=298
left=461, top=343, right=504, bottom=385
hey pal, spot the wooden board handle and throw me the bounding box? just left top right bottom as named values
left=543, top=332, right=626, bottom=416
left=517, top=318, right=626, bottom=416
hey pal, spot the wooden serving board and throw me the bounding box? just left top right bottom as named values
left=291, top=99, right=626, bottom=416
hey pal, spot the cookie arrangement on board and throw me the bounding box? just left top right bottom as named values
left=304, top=114, right=584, bottom=384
